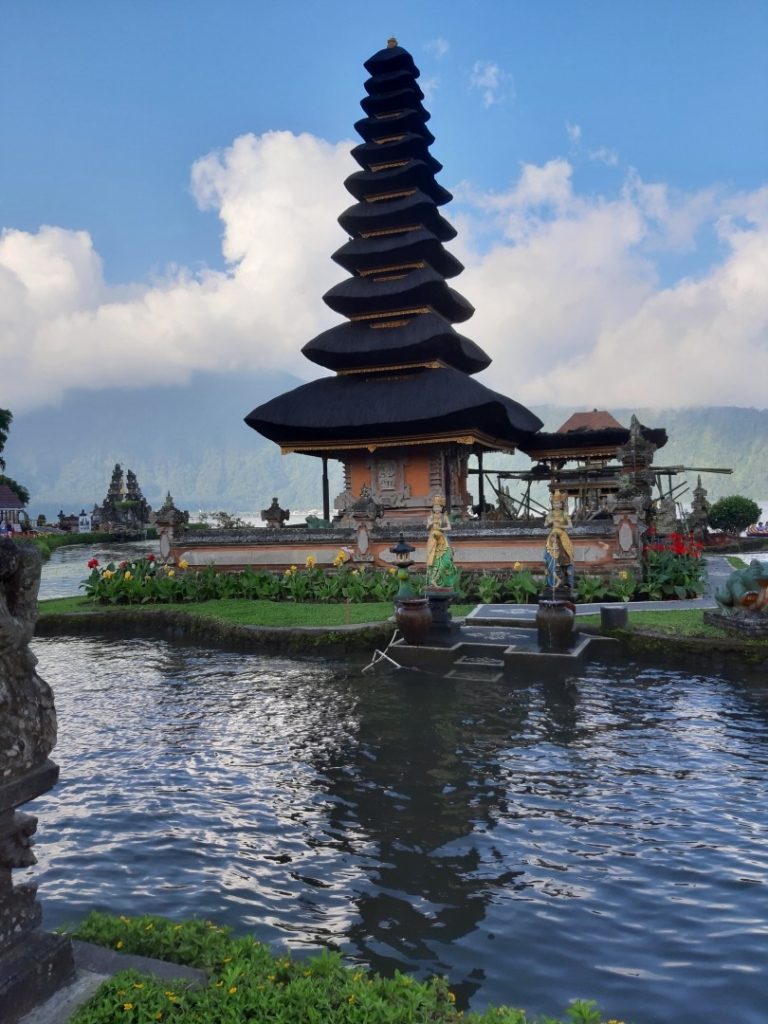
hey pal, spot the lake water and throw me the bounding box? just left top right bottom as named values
left=26, top=632, right=768, bottom=1024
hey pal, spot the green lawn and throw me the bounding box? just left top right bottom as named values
left=38, top=597, right=477, bottom=627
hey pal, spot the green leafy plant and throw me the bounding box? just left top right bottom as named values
left=574, top=575, right=609, bottom=604
left=477, top=572, right=503, bottom=604
left=640, top=531, right=705, bottom=600
left=65, top=912, right=614, bottom=1024
left=505, top=565, right=543, bottom=604
left=608, top=570, right=636, bottom=602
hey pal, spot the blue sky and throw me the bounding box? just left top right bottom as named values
left=1, top=0, right=767, bottom=413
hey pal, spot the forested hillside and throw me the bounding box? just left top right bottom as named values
left=4, top=373, right=766, bottom=520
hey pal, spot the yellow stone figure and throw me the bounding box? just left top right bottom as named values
left=544, top=490, right=574, bottom=590
left=425, top=495, right=455, bottom=590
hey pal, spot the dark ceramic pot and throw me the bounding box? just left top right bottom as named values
left=396, top=598, right=433, bottom=646
left=536, top=599, right=576, bottom=651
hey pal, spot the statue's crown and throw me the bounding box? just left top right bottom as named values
left=432, top=494, right=446, bottom=507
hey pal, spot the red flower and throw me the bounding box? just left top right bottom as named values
left=119, top=561, right=128, bottom=569
left=87, top=558, right=99, bottom=569
left=147, top=554, right=155, bottom=561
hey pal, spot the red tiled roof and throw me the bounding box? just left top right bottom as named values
left=556, top=410, right=624, bottom=433
left=0, top=485, right=25, bottom=510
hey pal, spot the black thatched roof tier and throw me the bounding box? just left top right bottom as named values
left=344, top=161, right=452, bottom=205
left=246, top=367, right=544, bottom=450
left=331, top=228, right=463, bottom=278
left=337, top=190, right=457, bottom=240
left=363, top=43, right=419, bottom=77
left=360, top=85, right=425, bottom=116
left=354, top=109, right=434, bottom=143
left=323, top=266, right=474, bottom=323
left=351, top=135, right=442, bottom=174
left=301, top=314, right=491, bottom=374
left=518, top=426, right=668, bottom=458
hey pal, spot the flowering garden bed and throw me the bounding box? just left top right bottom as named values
left=80, top=532, right=706, bottom=607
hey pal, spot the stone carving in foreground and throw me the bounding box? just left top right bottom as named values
left=714, top=560, right=768, bottom=617
left=0, top=539, right=73, bottom=1021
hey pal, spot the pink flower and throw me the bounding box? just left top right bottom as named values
left=87, top=558, right=99, bottom=569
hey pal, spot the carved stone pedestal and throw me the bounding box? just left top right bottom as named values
left=0, top=540, right=74, bottom=1022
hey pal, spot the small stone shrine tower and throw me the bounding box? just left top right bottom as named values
left=246, top=39, right=542, bottom=524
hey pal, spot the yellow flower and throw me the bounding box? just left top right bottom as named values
left=155, top=1014, right=163, bottom=1021
left=448, top=991, right=456, bottom=1002
left=348, top=995, right=355, bottom=1004
left=290, top=565, right=297, bottom=571
left=352, top=569, right=359, bottom=576
left=145, top=923, right=153, bottom=930
left=102, top=569, right=114, bottom=579
left=306, top=555, right=316, bottom=567
left=513, top=561, right=523, bottom=571
left=133, top=983, right=144, bottom=989
left=168, top=570, right=175, bottom=577
left=117, top=990, right=126, bottom=996
left=619, top=570, right=629, bottom=580
left=116, top=941, right=123, bottom=949
left=215, top=981, right=224, bottom=988
left=178, top=559, right=189, bottom=569
left=222, top=957, right=232, bottom=963
left=174, top=924, right=182, bottom=930
left=353, top=972, right=363, bottom=981
left=229, top=987, right=237, bottom=994
left=389, top=567, right=397, bottom=575
left=284, top=569, right=292, bottom=576
left=124, top=572, right=133, bottom=581
left=123, top=1004, right=133, bottom=1012
left=119, top=916, right=129, bottom=922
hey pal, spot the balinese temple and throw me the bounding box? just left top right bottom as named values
left=245, top=39, right=542, bottom=524
left=173, top=41, right=673, bottom=575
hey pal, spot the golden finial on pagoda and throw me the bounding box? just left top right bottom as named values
left=387, top=37, right=398, bottom=48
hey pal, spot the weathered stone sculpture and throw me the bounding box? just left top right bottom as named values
left=714, top=560, right=768, bottom=617
left=543, top=490, right=574, bottom=593
left=0, top=539, right=73, bottom=1022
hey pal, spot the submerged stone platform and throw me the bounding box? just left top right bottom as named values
left=380, top=604, right=602, bottom=681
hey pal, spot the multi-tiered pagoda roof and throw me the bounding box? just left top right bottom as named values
left=246, top=39, right=542, bottom=454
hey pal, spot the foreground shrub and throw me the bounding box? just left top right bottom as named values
left=640, top=531, right=706, bottom=600
left=67, top=912, right=615, bottom=1024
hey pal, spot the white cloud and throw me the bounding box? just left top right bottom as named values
left=589, top=146, right=618, bottom=167
left=0, top=131, right=354, bottom=412
left=565, top=122, right=582, bottom=144
left=469, top=61, right=514, bottom=107
left=424, top=38, right=450, bottom=59
left=455, top=166, right=768, bottom=409
left=420, top=75, right=439, bottom=104
left=1, top=131, right=766, bottom=415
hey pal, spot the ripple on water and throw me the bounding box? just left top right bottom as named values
left=25, top=635, right=768, bottom=1024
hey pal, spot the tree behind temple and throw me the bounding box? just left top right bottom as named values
left=708, top=494, right=762, bottom=534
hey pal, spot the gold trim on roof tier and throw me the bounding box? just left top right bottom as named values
left=373, top=134, right=406, bottom=145
left=359, top=224, right=420, bottom=238
left=335, top=360, right=444, bottom=375
left=370, top=318, right=411, bottom=329
left=349, top=306, right=431, bottom=322
left=358, top=261, right=424, bottom=277
left=365, top=188, right=416, bottom=203
left=369, top=159, right=409, bottom=172
left=375, top=110, right=404, bottom=120
left=280, top=430, right=517, bottom=454
left=373, top=273, right=407, bottom=282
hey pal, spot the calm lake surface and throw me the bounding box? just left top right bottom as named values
left=27, top=632, right=768, bottom=1024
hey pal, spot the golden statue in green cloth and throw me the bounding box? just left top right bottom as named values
left=544, top=490, right=574, bottom=591
left=425, top=495, right=455, bottom=590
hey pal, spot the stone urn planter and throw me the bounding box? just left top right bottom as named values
left=395, top=598, right=433, bottom=646
left=536, top=598, right=576, bottom=651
